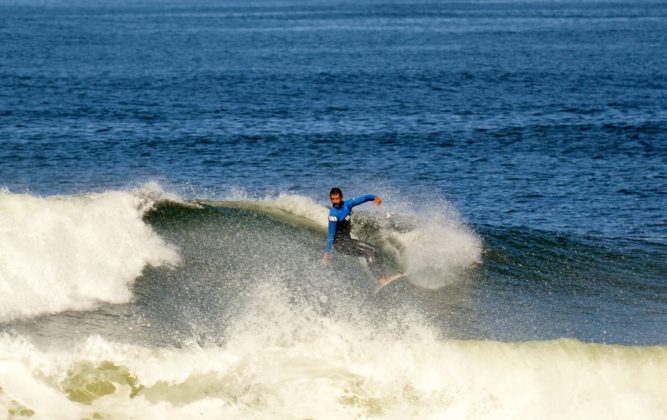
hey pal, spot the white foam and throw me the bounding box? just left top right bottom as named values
left=0, top=285, right=665, bottom=419
left=390, top=202, right=483, bottom=289
left=0, top=188, right=180, bottom=322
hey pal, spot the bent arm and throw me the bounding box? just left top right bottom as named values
left=347, top=194, right=376, bottom=208
left=325, top=217, right=337, bottom=253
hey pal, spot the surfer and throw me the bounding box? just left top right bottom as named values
left=322, top=187, right=400, bottom=288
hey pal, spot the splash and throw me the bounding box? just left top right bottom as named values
left=389, top=202, right=483, bottom=289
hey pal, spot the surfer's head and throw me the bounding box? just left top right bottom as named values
left=329, top=187, right=343, bottom=209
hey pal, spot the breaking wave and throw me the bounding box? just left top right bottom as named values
left=0, top=186, right=180, bottom=322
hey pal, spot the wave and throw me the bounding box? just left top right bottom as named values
left=480, top=224, right=667, bottom=303
left=0, top=186, right=180, bottom=323
left=2, top=183, right=664, bottom=346
left=2, top=185, right=666, bottom=418
left=1, top=284, right=665, bottom=420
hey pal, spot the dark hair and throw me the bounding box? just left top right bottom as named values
left=329, top=187, right=343, bottom=197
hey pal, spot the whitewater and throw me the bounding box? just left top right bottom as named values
left=2, top=310, right=666, bottom=420
left=0, top=188, right=180, bottom=322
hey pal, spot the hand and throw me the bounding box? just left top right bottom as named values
left=374, top=196, right=382, bottom=206
left=322, top=253, right=330, bottom=266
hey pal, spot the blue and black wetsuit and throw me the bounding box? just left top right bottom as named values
left=325, top=194, right=386, bottom=278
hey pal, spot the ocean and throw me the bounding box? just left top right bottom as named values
left=1, top=0, right=666, bottom=418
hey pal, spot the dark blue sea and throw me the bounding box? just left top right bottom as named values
left=1, top=0, right=666, bottom=417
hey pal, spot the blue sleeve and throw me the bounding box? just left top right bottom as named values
left=347, top=194, right=376, bottom=208
left=325, top=216, right=336, bottom=253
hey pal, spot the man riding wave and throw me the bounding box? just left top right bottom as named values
left=322, top=187, right=399, bottom=288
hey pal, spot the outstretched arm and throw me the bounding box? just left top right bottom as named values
left=348, top=194, right=382, bottom=207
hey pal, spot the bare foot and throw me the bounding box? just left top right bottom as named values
left=377, top=273, right=401, bottom=287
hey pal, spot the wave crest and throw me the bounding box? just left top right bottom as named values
left=0, top=189, right=180, bottom=322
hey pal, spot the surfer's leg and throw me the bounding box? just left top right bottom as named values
left=349, top=239, right=386, bottom=278
left=333, top=238, right=365, bottom=258
left=334, top=238, right=387, bottom=278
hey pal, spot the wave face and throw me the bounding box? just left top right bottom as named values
left=0, top=189, right=180, bottom=322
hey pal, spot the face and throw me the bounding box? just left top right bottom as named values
left=330, top=193, right=342, bottom=208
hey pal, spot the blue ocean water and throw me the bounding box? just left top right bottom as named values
left=1, top=1, right=667, bottom=417
left=2, top=0, right=665, bottom=236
